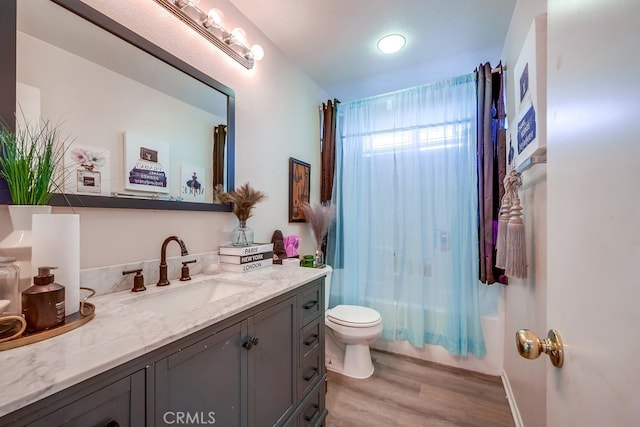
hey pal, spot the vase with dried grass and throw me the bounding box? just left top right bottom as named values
left=214, top=183, right=267, bottom=247
left=301, top=202, right=336, bottom=268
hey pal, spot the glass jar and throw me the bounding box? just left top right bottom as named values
left=314, top=247, right=325, bottom=268
left=231, top=220, right=254, bottom=247
left=0, top=256, right=20, bottom=316
left=300, top=255, right=315, bottom=268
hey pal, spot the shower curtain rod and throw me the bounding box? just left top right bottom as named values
left=492, top=64, right=506, bottom=73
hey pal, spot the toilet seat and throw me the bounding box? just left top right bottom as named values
left=327, top=305, right=381, bottom=328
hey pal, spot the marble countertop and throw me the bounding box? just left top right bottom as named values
left=0, top=265, right=327, bottom=417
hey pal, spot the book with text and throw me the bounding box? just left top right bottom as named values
left=219, top=243, right=274, bottom=256
left=220, top=251, right=274, bottom=265
left=219, top=258, right=273, bottom=273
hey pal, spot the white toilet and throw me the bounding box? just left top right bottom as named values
left=321, top=266, right=383, bottom=379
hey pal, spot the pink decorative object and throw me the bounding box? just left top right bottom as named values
left=284, top=235, right=299, bottom=258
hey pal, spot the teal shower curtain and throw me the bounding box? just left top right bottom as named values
left=327, top=74, right=486, bottom=357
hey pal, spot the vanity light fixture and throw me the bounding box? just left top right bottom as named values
left=154, top=0, right=265, bottom=68
left=377, top=33, right=406, bottom=54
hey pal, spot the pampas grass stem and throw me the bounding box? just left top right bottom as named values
left=302, top=202, right=336, bottom=248
left=214, top=182, right=266, bottom=222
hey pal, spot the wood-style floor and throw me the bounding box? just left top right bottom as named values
left=325, top=350, right=515, bottom=427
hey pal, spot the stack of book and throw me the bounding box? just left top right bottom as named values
left=219, top=243, right=274, bottom=273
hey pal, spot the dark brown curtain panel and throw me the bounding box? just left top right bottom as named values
left=213, top=124, right=226, bottom=190
left=320, top=99, right=339, bottom=203
left=476, top=63, right=507, bottom=285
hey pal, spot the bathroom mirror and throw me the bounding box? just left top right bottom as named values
left=1, top=0, right=235, bottom=212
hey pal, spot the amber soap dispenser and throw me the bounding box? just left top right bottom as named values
left=22, top=266, right=65, bottom=332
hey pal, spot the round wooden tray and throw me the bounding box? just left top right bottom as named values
left=0, top=288, right=96, bottom=351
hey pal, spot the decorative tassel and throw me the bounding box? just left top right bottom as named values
left=505, top=178, right=527, bottom=278
left=495, top=173, right=513, bottom=269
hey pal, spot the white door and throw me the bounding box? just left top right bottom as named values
left=546, top=0, right=640, bottom=426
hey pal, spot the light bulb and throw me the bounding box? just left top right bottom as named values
left=249, top=44, right=264, bottom=61
left=377, top=34, right=406, bottom=54
left=230, top=28, right=247, bottom=46
left=205, top=8, right=224, bottom=28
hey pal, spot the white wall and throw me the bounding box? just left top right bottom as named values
left=500, top=1, right=548, bottom=426
left=0, top=0, right=327, bottom=268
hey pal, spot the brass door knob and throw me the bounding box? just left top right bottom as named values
left=516, top=329, right=564, bottom=368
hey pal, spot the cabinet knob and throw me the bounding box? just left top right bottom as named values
left=105, top=421, right=120, bottom=427
left=242, top=336, right=259, bottom=350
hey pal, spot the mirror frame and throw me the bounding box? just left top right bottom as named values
left=0, top=0, right=234, bottom=212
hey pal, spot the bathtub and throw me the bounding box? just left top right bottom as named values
left=370, top=284, right=505, bottom=376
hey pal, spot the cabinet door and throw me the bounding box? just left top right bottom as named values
left=155, top=321, right=246, bottom=427
left=248, top=298, right=295, bottom=427
left=25, top=370, right=145, bottom=427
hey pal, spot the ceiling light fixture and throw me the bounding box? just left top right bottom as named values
left=377, top=34, right=406, bottom=54
left=155, top=0, right=264, bottom=69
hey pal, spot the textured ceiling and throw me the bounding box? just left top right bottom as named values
left=229, top=0, right=516, bottom=102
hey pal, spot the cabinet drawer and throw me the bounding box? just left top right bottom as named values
left=299, top=317, right=322, bottom=361
left=299, top=348, right=322, bottom=399
left=299, top=281, right=322, bottom=327
left=298, top=376, right=327, bottom=427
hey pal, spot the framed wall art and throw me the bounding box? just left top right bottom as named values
left=289, top=157, right=310, bottom=222
left=510, top=13, right=547, bottom=170
left=65, top=144, right=111, bottom=195
left=181, top=163, right=205, bottom=202
left=124, top=131, right=170, bottom=193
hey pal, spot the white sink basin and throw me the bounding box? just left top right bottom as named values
left=123, top=278, right=261, bottom=316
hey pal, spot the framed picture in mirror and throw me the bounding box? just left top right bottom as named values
left=289, top=157, right=310, bottom=223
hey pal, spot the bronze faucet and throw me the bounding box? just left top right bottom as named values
left=123, top=268, right=146, bottom=292
left=157, top=236, right=189, bottom=286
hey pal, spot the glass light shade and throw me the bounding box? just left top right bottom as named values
left=206, top=8, right=224, bottom=27
left=187, top=0, right=200, bottom=7
left=249, top=44, right=264, bottom=61
left=230, top=28, right=247, bottom=46
left=377, top=34, right=406, bottom=54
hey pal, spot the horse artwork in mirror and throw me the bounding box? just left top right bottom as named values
left=0, top=0, right=234, bottom=212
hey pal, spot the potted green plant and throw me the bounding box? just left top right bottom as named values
left=0, top=119, right=70, bottom=292
left=0, top=119, right=68, bottom=206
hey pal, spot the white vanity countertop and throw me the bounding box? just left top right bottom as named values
left=0, top=265, right=327, bottom=417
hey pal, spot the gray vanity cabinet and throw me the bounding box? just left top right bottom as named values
left=154, top=298, right=296, bottom=427
left=154, top=321, right=247, bottom=426
left=0, top=369, right=146, bottom=427
left=0, top=278, right=326, bottom=427
left=249, top=299, right=296, bottom=426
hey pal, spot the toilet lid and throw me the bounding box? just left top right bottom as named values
left=327, top=305, right=381, bottom=327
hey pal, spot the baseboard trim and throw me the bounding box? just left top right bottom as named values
left=501, top=370, right=524, bottom=427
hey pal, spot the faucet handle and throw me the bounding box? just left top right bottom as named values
left=123, top=268, right=146, bottom=292
left=180, top=259, right=197, bottom=281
